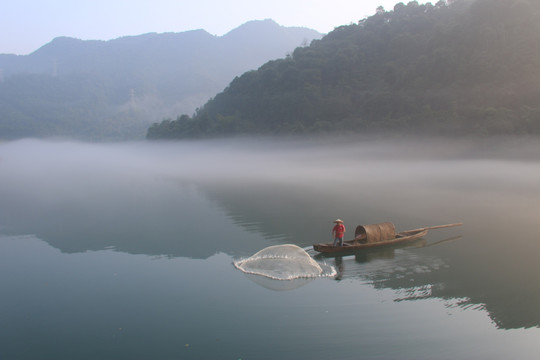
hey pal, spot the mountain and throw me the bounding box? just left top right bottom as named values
left=0, top=20, right=322, bottom=140
left=147, top=0, right=540, bottom=139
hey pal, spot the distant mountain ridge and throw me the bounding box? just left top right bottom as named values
left=0, top=19, right=322, bottom=140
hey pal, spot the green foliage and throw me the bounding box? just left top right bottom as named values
left=148, top=0, right=540, bottom=139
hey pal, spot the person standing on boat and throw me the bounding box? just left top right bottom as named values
left=332, top=219, right=346, bottom=246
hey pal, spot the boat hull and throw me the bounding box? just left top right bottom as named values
left=313, top=229, right=428, bottom=254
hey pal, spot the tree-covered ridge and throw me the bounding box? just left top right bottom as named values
left=147, top=0, right=540, bottom=139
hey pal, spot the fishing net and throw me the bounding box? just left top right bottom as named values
left=234, top=244, right=335, bottom=280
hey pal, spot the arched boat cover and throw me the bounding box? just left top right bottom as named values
left=354, top=222, right=396, bottom=243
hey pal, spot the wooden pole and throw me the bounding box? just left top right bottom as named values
left=408, top=223, right=463, bottom=233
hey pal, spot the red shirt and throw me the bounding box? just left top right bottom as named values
left=333, top=223, right=346, bottom=238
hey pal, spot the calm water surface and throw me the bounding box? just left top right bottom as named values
left=1, top=137, right=540, bottom=359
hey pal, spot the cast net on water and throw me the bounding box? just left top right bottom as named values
left=234, top=244, right=336, bottom=280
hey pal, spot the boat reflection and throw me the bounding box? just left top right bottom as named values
left=322, top=238, right=429, bottom=280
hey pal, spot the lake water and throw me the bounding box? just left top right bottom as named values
left=1, top=137, right=540, bottom=360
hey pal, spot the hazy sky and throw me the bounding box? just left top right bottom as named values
left=2, top=0, right=403, bottom=55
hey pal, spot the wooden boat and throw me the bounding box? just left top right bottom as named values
left=313, top=222, right=462, bottom=254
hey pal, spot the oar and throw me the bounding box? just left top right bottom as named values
left=406, top=223, right=463, bottom=233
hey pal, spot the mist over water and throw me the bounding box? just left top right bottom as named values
left=1, top=136, right=540, bottom=359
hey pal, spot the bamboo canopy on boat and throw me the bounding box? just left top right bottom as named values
left=354, top=222, right=396, bottom=243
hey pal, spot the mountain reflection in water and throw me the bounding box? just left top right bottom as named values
left=1, top=137, right=540, bottom=333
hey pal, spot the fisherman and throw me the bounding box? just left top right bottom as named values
left=332, top=219, right=346, bottom=246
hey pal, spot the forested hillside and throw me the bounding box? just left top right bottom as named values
left=147, top=0, right=540, bottom=139
left=0, top=20, right=321, bottom=140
